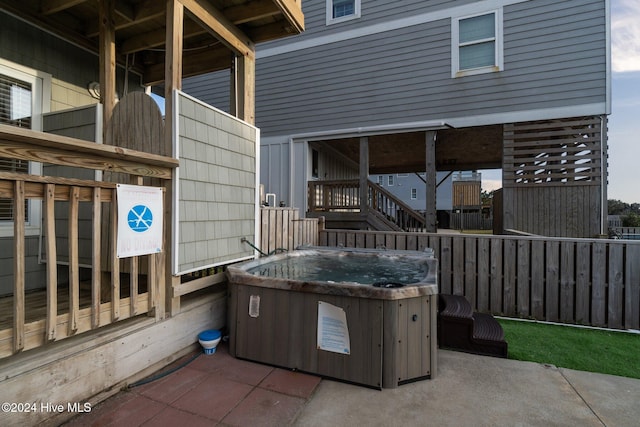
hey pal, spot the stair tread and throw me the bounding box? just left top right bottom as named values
left=439, top=294, right=473, bottom=319
left=472, top=312, right=505, bottom=342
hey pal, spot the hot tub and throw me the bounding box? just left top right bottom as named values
left=227, top=247, right=438, bottom=389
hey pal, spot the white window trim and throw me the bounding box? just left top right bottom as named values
left=411, top=188, right=417, bottom=200
left=0, top=59, right=51, bottom=237
left=387, top=175, right=394, bottom=186
left=326, top=0, right=361, bottom=26
left=451, top=8, right=504, bottom=78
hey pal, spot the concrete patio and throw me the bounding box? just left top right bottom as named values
left=62, top=341, right=640, bottom=427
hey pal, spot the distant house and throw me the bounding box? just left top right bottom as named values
left=185, top=0, right=610, bottom=237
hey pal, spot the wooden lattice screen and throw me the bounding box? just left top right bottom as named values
left=501, top=116, right=607, bottom=237
left=504, top=116, right=605, bottom=187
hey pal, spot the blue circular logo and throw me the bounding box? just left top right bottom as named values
left=127, top=205, right=153, bottom=232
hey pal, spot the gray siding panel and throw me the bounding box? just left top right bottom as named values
left=182, top=71, right=231, bottom=114
left=254, top=0, right=607, bottom=136
left=260, top=0, right=477, bottom=44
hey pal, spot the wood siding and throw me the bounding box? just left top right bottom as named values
left=502, top=116, right=605, bottom=237
left=253, top=0, right=607, bottom=136
left=319, top=230, right=640, bottom=330
left=1, top=11, right=142, bottom=112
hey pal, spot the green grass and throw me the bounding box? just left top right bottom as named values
left=497, top=319, right=640, bottom=379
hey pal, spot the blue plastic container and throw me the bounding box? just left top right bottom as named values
left=198, top=329, right=222, bottom=355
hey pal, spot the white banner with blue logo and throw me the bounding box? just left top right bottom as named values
left=116, top=184, right=163, bottom=258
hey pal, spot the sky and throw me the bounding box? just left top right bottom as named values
left=482, top=1, right=640, bottom=204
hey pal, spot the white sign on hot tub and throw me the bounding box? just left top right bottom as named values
left=317, top=301, right=350, bottom=355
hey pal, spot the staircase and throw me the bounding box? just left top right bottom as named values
left=307, top=179, right=427, bottom=231
left=437, top=294, right=508, bottom=358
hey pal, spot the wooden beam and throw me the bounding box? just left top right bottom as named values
left=425, top=131, right=437, bottom=233
left=180, top=0, right=254, bottom=57
left=0, top=124, right=178, bottom=178
left=223, top=0, right=281, bottom=24
left=99, top=0, right=117, bottom=136
left=359, top=137, right=369, bottom=222
left=87, top=0, right=165, bottom=37
left=114, top=0, right=135, bottom=22
left=232, top=53, right=255, bottom=124
left=163, top=0, right=184, bottom=317
left=41, top=0, right=86, bottom=15
left=245, top=20, right=299, bottom=43
left=143, top=45, right=231, bottom=86
left=272, top=0, right=305, bottom=33
left=121, top=18, right=207, bottom=54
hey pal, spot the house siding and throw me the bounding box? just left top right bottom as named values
left=254, top=0, right=607, bottom=136
left=1, top=11, right=144, bottom=111
left=177, top=92, right=257, bottom=274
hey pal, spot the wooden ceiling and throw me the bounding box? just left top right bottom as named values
left=318, top=125, right=504, bottom=174
left=0, top=0, right=304, bottom=85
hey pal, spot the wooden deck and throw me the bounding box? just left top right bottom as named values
left=0, top=275, right=148, bottom=331
left=0, top=275, right=152, bottom=358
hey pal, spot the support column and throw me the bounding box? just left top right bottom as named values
left=99, top=0, right=116, bottom=142
left=425, top=131, right=437, bottom=232
left=230, top=52, right=256, bottom=125
left=162, top=0, right=184, bottom=317
left=359, top=137, right=369, bottom=228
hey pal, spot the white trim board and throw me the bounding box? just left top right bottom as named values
left=258, top=0, right=532, bottom=59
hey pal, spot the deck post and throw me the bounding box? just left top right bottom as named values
left=163, top=0, right=185, bottom=317
left=359, top=137, right=369, bottom=227
left=425, top=131, right=437, bottom=232
left=99, top=0, right=116, bottom=136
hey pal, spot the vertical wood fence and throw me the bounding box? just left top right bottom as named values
left=318, top=229, right=640, bottom=330
left=260, top=207, right=322, bottom=255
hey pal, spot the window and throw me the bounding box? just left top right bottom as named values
left=387, top=175, right=394, bottom=186
left=0, top=74, right=32, bottom=222
left=0, top=60, right=48, bottom=235
left=411, top=188, right=417, bottom=200
left=452, top=9, right=503, bottom=78
left=326, top=0, right=360, bottom=25
left=377, top=175, right=383, bottom=185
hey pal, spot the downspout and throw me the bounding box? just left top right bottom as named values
left=600, top=115, right=607, bottom=236
left=289, top=137, right=294, bottom=208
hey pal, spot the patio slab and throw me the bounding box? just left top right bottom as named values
left=64, top=344, right=640, bottom=427
left=294, top=350, right=633, bottom=427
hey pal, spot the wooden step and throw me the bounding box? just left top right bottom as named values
left=438, top=293, right=508, bottom=358
left=439, top=294, right=473, bottom=319
left=473, top=312, right=505, bottom=342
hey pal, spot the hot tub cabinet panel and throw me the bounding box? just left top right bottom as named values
left=231, top=285, right=385, bottom=388
left=227, top=248, right=438, bottom=389
left=383, top=296, right=436, bottom=387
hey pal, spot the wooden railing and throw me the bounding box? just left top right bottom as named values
left=0, top=124, right=178, bottom=358
left=319, top=229, right=640, bottom=330
left=308, top=179, right=360, bottom=212
left=369, top=181, right=427, bottom=231
left=308, top=179, right=427, bottom=231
